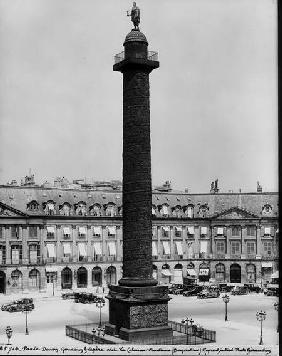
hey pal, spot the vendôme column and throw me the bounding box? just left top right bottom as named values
left=105, top=4, right=172, bottom=344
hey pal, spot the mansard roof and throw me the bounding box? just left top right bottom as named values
left=0, top=186, right=278, bottom=218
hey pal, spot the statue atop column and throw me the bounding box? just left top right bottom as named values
left=127, top=2, right=140, bottom=30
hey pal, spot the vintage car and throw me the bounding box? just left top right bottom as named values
left=197, top=288, right=220, bottom=299
left=264, top=284, right=279, bottom=297
left=168, top=284, right=183, bottom=294
left=243, top=283, right=262, bottom=293
left=183, top=285, right=204, bottom=297
left=74, top=292, right=100, bottom=304
left=231, top=286, right=249, bottom=295
left=61, top=292, right=76, bottom=300
left=218, top=283, right=234, bottom=293
left=1, top=298, right=34, bottom=313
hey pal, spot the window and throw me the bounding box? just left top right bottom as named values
left=216, top=241, right=225, bottom=253
left=215, top=263, right=225, bottom=282
left=160, top=205, right=169, bottom=217
left=45, top=201, right=55, bottom=215
left=108, top=226, right=116, bottom=237
left=246, top=242, right=255, bottom=255
left=63, top=243, right=72, bottom=258
left=172, top=206, right=182, bottom=218
left=186, top=206, right=194, bottom=218
left=247, top=226, right=256, bottom=236
left=175, top=227, right=182, bottom=237
left=0, top=245, right=6, bottom=264
left=263, top=227, right=271, bottom=236
left=263, top=241, right=272, bottom=256
left=200, top=226, right=208, bottom=236
left=11, top=226, right=19, bottom=238
left=106, top=204, right=116, bottom=217
left=29, top=226, right=37, bottom=238
left=29, top=244, right=39, bottom=264
left=217, top=227, right=224, bottom=235
left=231, top=226, right=240, bottom=236
left=11, top=245, right=22, bottom=264
left=47, top=226, right=55, bottom=238
left=231, top=241, right=240, bottom=255
left=63, top=227, right=71, bottom=238
left=27, top=200, right=39, bottom=211
left=262, top=204, right=272, bottom=215
left=75, top=202, right=86, bottom=216
left=199, top=204, right=208, bottom=218
left=93, top=226, right=102, bottom=237
left=60, top=203, right=71, bottom=216
left=90, top=205, right=101, bottom=216
left=162, top=241, right=170, bottom=255
left=187, top=226, right=195, bottom=236
left=78, top=226, right=87, bottom=238
left=93, top=242, right=102, bottom=261
left=46, top=244, right=56, bottom=262
left=162, top=226, right=169, bottom=238
left=175, top=241, right=183, bottom=256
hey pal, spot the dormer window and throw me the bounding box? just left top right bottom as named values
left=262, top=204, right=272, bottom=215
left=27, top=200, right=39, bottom=212
left=185, top=205, right=194, bottom=218
left=105, top=204, right=116, bottom=217
left=43, top=201, right=55, bottom=215
left=198, top=204, right=209, bottom=218
left=60, top=203, right=71, bottom=216
left=160, top=204, right=169, bottom=217
left=75, top=202, right=86, bottom=216
left=89, top=204, right=101, bottom=217
left=172, top=206, right=182, bottom=218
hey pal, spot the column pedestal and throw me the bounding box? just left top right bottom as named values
left=105, top=284, right=173, bottom=344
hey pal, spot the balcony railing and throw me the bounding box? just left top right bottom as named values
left=114, top=51, right=158, bottom=64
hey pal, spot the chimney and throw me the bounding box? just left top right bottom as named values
left=257, top=181, right=262, bottom=193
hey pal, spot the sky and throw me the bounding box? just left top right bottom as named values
left=0, top=0, right=278, bottom=193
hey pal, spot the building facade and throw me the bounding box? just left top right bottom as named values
left=0, top=185, right=278, bottom=294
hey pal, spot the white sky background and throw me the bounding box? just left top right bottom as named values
left=0, top=0, right=278, bottom=193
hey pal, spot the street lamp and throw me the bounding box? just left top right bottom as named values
left=22, top=301, right=32, bottom=335
left=181, top=317, right=194, bottom=345
left=5, top=326, right=13, bottom=345
left=274, top=302, right=279, bottom=333
left=256, top=310, right=266, bottom=345
left=222, top=294, right=230, bottom=321
left=96, top=297, right=105, bottom=328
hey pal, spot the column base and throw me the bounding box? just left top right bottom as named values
left=105, top=284, right=173, bottom=344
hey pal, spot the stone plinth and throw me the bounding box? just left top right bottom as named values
left=105, top=285, right=173, bottom=343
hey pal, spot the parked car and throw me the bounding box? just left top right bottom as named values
left=183, top=285, right=204, bottom=297
left=231, top=286, right=249, bottom=295
left=264, top=284, right=279, bottom=297
left=1, top=298, right=34, bottom=313
left=197, top=288, right=220, bottom=299
left=74, top=292, right=100, bottom=304
left=168, top=284, right=183, bottom=294
left=218, top=283, right=234, bottom=293
left=244, top=283, right=262, bottom=293
left=62, top=292, right=76, bottom=300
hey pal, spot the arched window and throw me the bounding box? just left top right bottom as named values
left=27, top=200, right=39, bottom=212
left=75, top=202, right=86, bottom=216
left=11, top=270, right=23, bottom=290
left=173, top=264, right=183, bottom=284
left=60, top=203, right=71, bottom=216
left=106, top=266, right=116, bottom=285
left=230, top=263, right=241, bottom=283
left=215, top=263, right=225, bottom=282
left=89, top=204, right=101, bottom=217
left=61, top=267, right=72, bottom=289
left=246, top=264, right=256, bottom=283
left=92, top=267, right=102, bottom=286
left=43, top=201, right=56, bottom=215
left=172, top=206, right=183, bottom=218
left=29, top=269, right=40, bottom=288
left=77, top=267, right=88, bottom=288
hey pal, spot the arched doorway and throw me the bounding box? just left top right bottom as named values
left=77, top=267, right=88, bottom=288
left=215, top=263, right=225, bottom=282
left=29, top=269, right=40, bottom=289
left=160, top=264, right=172, bottom=285
left=10, top=270, right=23, bottom=291
left=230, top=263, right=241, bottom=283
left=199, top=263, right=210, bottom=282
left=61, top=267, right=72, bottom=289
left=105, top=266, right=116, bottom=286
left=92, top=267, right=102, bottom=286
left=152, top=265, right=158, bottom=281
left=174, top=264, right=183, bottom=284
left=0, top=271, right=6, bottom=294
left=246, top=264, right=256, bottom=283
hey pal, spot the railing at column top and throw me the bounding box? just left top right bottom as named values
left=114, top=51, right=158, bottom=64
